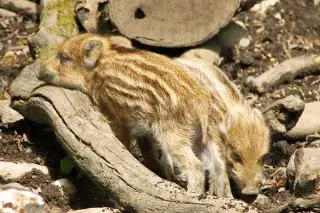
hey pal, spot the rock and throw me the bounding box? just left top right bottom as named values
left=28, top=0, right=78, bottom=56
left=0, top=103, right=24, bottom=124
left=0, top=182, right=31, bottom=192
left=262, top=95, right=305, bottom=136
left=293, top=148, right=320, bottom=196
left=252, top=194, right=271, bottom=209
left=284, top=102, right=320, bottom=140
left=2, top=51, right=17, bottom=67
left=291, top=148, right=320, bottom=210
left=67, top=207, right=122, bottom=213
left=180, top=38, right=222, bottom=66
left=52, top=178, right=77, bottom=198
left=273, top=12, right=282, bottom=21
left=217, top=21, right=251, bottom=48
left=0, top=161, right=50, bottom=182
left=250, top=0, right=280, bottom=18
left=239, top=37, right=251, bottom=48
left=269, top=140, right=296, bottom=167
left=294, top=197, right=320, bottom=210
left=75, top=0, right=99, bottom=32
left=0, top=188, right=45, bottom=213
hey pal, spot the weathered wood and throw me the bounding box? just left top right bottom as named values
left=9, top=63, right=256, bottom=213
left=28, top=0, right=78, bottom=55
left=0, top=0, right=38, bottom=17
left=246, top=54, right=320, bottom=94
left=107, top=0, right=239, bottom=47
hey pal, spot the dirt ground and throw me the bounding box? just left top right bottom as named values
left=0, top=0, right=320, bottom=212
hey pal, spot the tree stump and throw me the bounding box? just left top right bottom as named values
left=8, top=63, right=256, bottom=213
left=107, top=0, right=239, bottom=47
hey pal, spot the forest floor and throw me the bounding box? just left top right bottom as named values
left=0, top=0, right=319, bottom=212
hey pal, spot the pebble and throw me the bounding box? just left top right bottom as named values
left=252, top=194, right=271, bottom=209
left=0, top=103, right=24, bottom=124
left=0, top=188, right=45, bottom=213
left=0, top=161, right=50, bottom=182
left=53, top=178, right=77, bottom=198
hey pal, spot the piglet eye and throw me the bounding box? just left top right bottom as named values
left=231, top=151, right=242, bottom=164
left=59, top=53, right=70, bottom=64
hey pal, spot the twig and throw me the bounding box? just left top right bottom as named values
left=246, top=54, right=320, bottom=93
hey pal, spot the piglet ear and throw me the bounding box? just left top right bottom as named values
left=83, top=39, right=103, bottom=69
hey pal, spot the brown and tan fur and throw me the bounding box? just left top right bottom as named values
left=38, top=33, right=270, bottom=197
left=176, top=57, right=270, bottom=196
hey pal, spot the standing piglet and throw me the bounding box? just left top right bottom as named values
left=177, top=56, right=270, bottom=197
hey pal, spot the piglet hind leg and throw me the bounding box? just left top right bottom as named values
left=153, top=128, right=206, bottom=194
left=172, top=146, right=205, bottom=194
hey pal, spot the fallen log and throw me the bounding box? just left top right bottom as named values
left=107, top=0, right=239, bottom=47
left=9, top=62, right=256, bottom=213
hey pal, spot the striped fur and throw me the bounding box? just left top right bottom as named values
left=177, top=57, right=270, bottom=197
left=38, top=34, right=213, bottom=195
left=38, top=33, right=270, bottom=198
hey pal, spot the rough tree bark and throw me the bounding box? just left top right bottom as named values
left=9, top=63, right=256, bottom=213
left=107, top=0, right=239, bottom=47
left=0, top=0, right=38, bottom=17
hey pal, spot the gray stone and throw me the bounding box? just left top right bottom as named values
left=75, top=0, right=99, bottom=33
left=217, top=21, right=251, bottom=48
left=0, top=188, right=45, bottom=212
left=252, top=194, right=271, bottom=209
left=67, top=208, right=121, bottom=213
left=250, top=0, right=280, bottom=18
left=284, top=102, right=320, bottom=140
left=28, top=0, right=78, bottom=55
left=0, top=161, right=50, bottom=182
left=291, top=148, right=320, bottom=210
left=53, top=178, right=77, bottom=198
left=262, top=95, right=305, bottom=136
left=0, top=103, right=23, bottom=124
left=180, top=38, right=222, bottom=66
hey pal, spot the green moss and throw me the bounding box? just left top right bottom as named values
left=37, top=45, right=59, bottom=64
left=99, top=115, right=110, bottom=124
left=41, top=0, right=77, bottom=38
left=0, top=93, right=7, bottom=100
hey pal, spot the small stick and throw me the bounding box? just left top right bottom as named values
left=246, top=54, right=320, bottom=93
